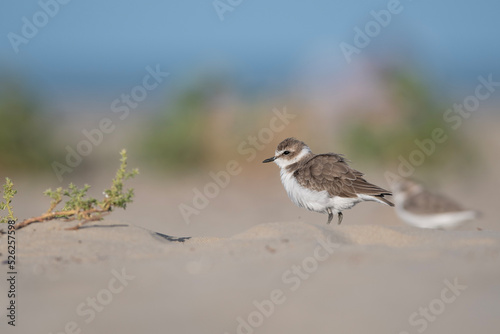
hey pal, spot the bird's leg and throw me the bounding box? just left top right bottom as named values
left=326, top=208, right=333, bottom=224
left=337, top=212, right=343, bottom=225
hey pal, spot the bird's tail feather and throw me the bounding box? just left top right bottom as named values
left=376, top=195, right=394, bottom=207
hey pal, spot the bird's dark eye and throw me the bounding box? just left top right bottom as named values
left=283, top=151, right=290, bottom=155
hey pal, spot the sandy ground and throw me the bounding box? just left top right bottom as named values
left=1, top=141, right=499, bottom=334
left=1, top=217, right=499, bottom=334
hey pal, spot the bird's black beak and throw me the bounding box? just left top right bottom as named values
left=262, top=156, right=276, bottom=163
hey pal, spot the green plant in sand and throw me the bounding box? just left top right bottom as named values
left=0, top=177, right=17, bottom=224
left=11, top=149, right=138, bottom=230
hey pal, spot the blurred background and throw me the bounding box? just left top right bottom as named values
left=0, top=0, right=499, bottom=235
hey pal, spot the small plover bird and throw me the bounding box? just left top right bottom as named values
left=263, top=138, right=393, bottom=224
left=392, top=178, right=479, bottom=229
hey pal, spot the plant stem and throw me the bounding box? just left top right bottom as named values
left=13, top=207, right=110, bottom=230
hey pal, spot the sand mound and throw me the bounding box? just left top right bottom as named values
left=2, top=219, right=499, bottom=334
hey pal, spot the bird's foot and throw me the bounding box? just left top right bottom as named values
left=327, top=208, right=333, bottom=224
left=337, top=212, right=343, bottom=225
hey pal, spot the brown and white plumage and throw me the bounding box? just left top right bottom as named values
left=263, top=138, right=393, bottom=224
left=392, top=178, right=478, bottom=229
left=293, top=153, right=393, bottom=206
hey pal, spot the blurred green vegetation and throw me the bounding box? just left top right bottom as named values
left=138, top=76, right=264, bottom=172
left=0, top=67, right=482, bottom=178
left=342, top=69, right=478, bottom=174
left=139, top=78, right=217, bottom=171
left=0, top=75, right=61, bottom=174
left=140, top=69, right=481, bottom=176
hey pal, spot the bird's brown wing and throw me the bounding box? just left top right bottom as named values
left=294, top=154, right=393, bottom=202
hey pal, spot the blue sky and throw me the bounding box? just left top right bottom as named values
left=1, top=0, right=500, bottom=110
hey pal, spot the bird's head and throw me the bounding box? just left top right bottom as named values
left=262, top=137, right=312, bottom=168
